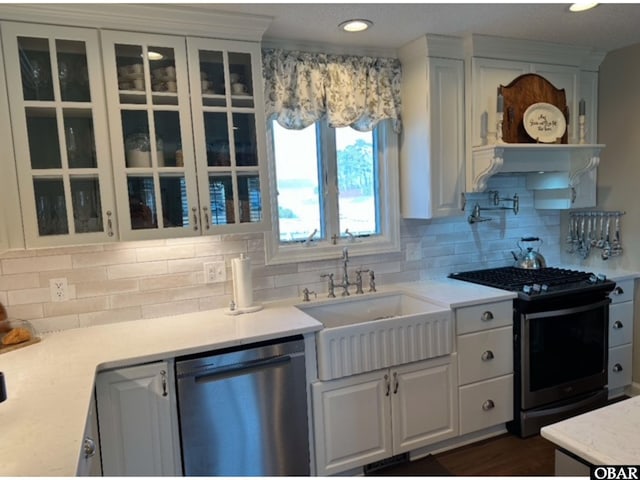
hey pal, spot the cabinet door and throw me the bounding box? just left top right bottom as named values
left=187, top=37, right=270, bottom=233
left=312, top=371, right=392, bottom=475
left=391, top=355, right=458, bottom=453
left=101, top=30, right=200, bottom=241
left=95, top=361, right=179, bottom=476
left=76, top=390, right=102, bottom=476
left=1, top=21, right=117, bottom=247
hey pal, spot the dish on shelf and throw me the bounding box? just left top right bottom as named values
left=522, top=102, right=566, bottom=143
left=233, top=92, right=251, bottom=97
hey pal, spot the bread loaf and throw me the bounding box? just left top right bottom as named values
left=2, top=327, right=32, bottom=346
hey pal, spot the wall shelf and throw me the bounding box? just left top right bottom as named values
left=468, top=143, right=604, bottom=192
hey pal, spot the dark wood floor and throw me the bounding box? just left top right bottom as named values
left=434, top=433, right=556, bottom=476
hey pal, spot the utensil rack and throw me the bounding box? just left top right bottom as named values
left=567, top=210, right=625, bottom=260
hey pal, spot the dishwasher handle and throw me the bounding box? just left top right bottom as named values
left=194, top=354, right=294, bottom=384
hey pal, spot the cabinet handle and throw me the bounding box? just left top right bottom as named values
left=613, top=363, right=623, bottom=373
left=160, top=369, right=168, bottom=397
left=83, top=436, right=96, bottom=458
left=460, top=192, right=466, bottom=211
left=571, top=187, right=577, bottom=204
left=393, top=372, right=399, bottom=394
left=613, top=320, right=624, bottom=329
left=612, top=286, right=624, bottom=296
left=481, top=311, right=494, bottom=322
left=192, top=207, right=198, bottom=231
left=482, top=399, right=495, bottom=411
left=384, top=374, right=390, bottom=397
left=481, top=350, right=495, bottom=361
left=106, top=210, right=114, bottom=237
left=202, top=206, right=210, bottom=230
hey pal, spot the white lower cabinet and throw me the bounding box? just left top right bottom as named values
left=76, top=391, right=102, bottom=476
left=608, top=279, right=634, bottom=396
left=455, top=300, right=514, bottom=435
left=312, top=355, right=458, bottom=476
left=95, top=361, right=181, bottom=476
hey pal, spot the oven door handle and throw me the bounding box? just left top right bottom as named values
left=523, top=298, right=611, bottom=321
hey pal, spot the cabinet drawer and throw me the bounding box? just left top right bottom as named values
left=456, top=301, right=512, bottom=335
left=608, top=344, right=632, bottom=391
left=459, top=374, right=513, bottom=436
left=609, top=302, right=634, bottom=347
left=458, top=326, right=513, bottom=385
left=609, top=279, right=633, bottom=304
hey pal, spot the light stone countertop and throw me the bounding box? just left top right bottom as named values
left=0, top=270, right=628, bottom=477
left=541, top=395, right=640, bottom=465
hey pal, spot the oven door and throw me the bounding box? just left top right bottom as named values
left=519, top=298, right=609, bottom=410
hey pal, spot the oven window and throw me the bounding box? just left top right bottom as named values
left=528, top=306, right=607, bottom=391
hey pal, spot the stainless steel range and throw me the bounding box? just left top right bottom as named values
left=449, top=266, right=616, bottom=437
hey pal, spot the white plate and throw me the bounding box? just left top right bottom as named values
left=523, top=102, right=566, bottom=143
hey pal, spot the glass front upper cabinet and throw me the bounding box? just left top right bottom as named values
left=101, top=30, right=200, bottom=240
left=1, top=22, right=117, bottom=247
left=187, top=37, right=269, bottom=233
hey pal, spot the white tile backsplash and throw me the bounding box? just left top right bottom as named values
left=0, top=176, right=562, bottom=333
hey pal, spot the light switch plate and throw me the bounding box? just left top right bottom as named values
left=204, top=261, right=226, bottom=283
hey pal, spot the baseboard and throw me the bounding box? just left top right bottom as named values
left=409, top=424, right=507, bottom=460
left=626, top=382, right=640, bottom=396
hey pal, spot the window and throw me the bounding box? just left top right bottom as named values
left=265, top=119, right=400, bottom=264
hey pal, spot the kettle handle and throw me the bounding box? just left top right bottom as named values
left=520, top=236, right=540, bottom=242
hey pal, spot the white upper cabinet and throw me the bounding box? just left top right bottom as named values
left=398, top=35, right=465, bottom=219
left=1, top=21, right=117, bottom=247
left=101, top=31, right=270, bottom=241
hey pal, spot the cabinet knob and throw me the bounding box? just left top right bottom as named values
left=612, top=286, right=624, bottom=296
left=613, top=363, right=623, bottom=373
left=482, top=399, right=495, bottom=411
left=481, top=311, right=494, bottom=322
left=613, top=320, right=624, bottom=329
left=481, top=350, right=494, bottom=361
left=83, top=436, right=96, bottom=458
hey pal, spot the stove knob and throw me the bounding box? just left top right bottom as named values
left=588, top=274, right=598, bottom=284
left=597, top=273, right=607, bottom=282
left=532, top=283, right=542, bottom=293
left=540, top=284, right=549, bottom=292
left=522, top=285, right=532, bottom=294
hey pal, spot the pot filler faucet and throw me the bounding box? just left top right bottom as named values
left=316, top=247, right=375, bottom=299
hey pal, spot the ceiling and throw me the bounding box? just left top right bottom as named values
left=192, top=2, right=640, bottom=55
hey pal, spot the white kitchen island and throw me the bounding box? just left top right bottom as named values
left=541, top=395, right=640, bottom=471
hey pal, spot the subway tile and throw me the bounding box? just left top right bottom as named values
left=139, top=273, right=199, bottom=291
left=107, top=261, right=168, bottom=279
left=0, top=272, right=40, bottom=291
left=4, top=303, right=44, bottom=320
left=39, top=267, right=108, bottom=287
left=2, top=255, right=72, bottom=275
left=8, top=287, right=51, bottom=305
left=43, top=297, right=109, bottom=317
left=136, top=244, right=195, bottom=262
left=30, top=314, right=80, bottom=334
left=168, top=256, right=224, bottom=273
left=75, top=279, right=139, bottom=298
left=79, top=307, right=143, bottom=327
left=110, top=284, right=224, bottom=309
left=72, top=249, right=137, bottom=268
left=142, top=299, right=201, bottom=319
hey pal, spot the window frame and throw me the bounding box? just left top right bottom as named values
left=264, top=119, right=400, bottom=265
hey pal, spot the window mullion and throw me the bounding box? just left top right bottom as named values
left=322, top=123, right=340, bottom=243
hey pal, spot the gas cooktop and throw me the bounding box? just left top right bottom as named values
left=449, top=266, right=615, bottom=300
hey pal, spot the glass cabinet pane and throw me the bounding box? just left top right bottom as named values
left=159, top=175, right=188, bottom=228
left=204, top=112, right=230, bottom=166
left=208, top=175, right=234, bottom=225
left=238, top=174, right=262, bottom=223
left=26, top=107, right=61, bottom=169
left=64, top=109, right=97, bottom=168
left=56, top=39, right=90, bottom=102
left=122, top=110, right=153, bottom=168
left=229, top=52, right=253, bottom=108
left=149, top=46, right=177, bottom=101
left=71, top=177, right=102, bottom=233
left=34, top=178, right=68, bottom=235
left=233, top=113, right=258, bottom=166
left=128, top=176, right=157, bottom=229
left=18, top=36, right=54, bottom=101
left=115, top=44, right=145, bottom=94
left=199, top=49, right=225, bottom=97
left=154, top=111, right=182, bottom=167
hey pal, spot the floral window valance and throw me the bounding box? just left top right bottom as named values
left=262, top=48, right=402, bottom=133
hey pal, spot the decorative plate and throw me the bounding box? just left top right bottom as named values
left=522, top=102, right=567, bottom=143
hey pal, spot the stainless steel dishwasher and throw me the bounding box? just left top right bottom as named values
left=175, top=335, right=310, bottom=476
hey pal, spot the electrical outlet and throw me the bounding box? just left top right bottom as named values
left=204, top=261, right=226, bottom=283
left=49, top=277, right=68, bottom=302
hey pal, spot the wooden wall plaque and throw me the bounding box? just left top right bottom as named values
left=500, top=73, right=569, bottom=144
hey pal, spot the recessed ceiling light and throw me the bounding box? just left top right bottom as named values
left=569, top=2, right=599, bottom=12
left=339, top=19, right=373, bottom=33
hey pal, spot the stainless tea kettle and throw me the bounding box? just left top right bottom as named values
left=511, top=237, right=547, bottom=269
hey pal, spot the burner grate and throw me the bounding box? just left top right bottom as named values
left=449, top=267, right=592, bottom=292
